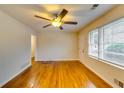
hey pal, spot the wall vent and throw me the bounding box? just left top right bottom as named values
left=114, top=78, right=123, bottom=88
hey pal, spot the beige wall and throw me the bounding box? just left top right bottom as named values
left=79, top=5, right=124, bottom=87
left=0, top=10, right=36, bottom=87
left=36, top=31, right=79, bottom=61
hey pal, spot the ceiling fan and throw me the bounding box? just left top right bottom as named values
left=34, top=9, right=78, bottom=30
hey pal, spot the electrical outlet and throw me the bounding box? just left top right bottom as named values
left=114, top=78, right=123, bottom=88
left=82, top=49, right=85, bottom=53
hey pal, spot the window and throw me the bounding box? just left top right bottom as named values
left=88, top=29, right=98, bottom=57
left=88, top=18, right=124, bottom=67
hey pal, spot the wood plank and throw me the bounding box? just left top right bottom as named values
left=2, top=60, right=112, bottom=88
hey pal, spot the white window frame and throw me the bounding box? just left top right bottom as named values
left=88, top=17, right=124, bottom=69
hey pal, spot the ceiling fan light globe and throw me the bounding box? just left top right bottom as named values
left=52, top=21, right=62, bottom=27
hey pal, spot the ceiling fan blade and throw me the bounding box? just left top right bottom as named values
left=59, top=26, right=63, bottom=30
left=64, top=21, right=78, bottom=25
left=58, top=9, right=68, bottom=19
left=43, top=24, right=51, bottom=28
left=34, top=15, right=51, bottom=21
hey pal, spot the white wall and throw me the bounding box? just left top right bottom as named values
left=36, top=31, right=79, bottom=61
left=78, top=5, right=124, bottom=87
left=0, top=10, right=36, bottom=86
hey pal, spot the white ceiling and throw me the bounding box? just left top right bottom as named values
left=0, top=4, right=115, bottom=32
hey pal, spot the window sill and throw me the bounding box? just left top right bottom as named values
left=88, top=55, right=124, bottom=70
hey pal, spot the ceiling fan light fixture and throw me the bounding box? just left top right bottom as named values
left=34, top=9, right=78, bottom=29
left=51, top=18, right=62, bottom=27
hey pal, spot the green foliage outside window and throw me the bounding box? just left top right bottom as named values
left=107, top=43, right=124, bottom=53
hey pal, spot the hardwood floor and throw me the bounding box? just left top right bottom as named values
left=2, top=60, right=112, bottom=88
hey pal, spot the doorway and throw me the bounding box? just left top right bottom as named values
left=31, top=34, right=36, bottom=63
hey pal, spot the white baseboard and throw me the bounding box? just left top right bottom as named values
left=36, top=59, right=80, bottom=62
left=0, top=63, right=31, bottom=88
